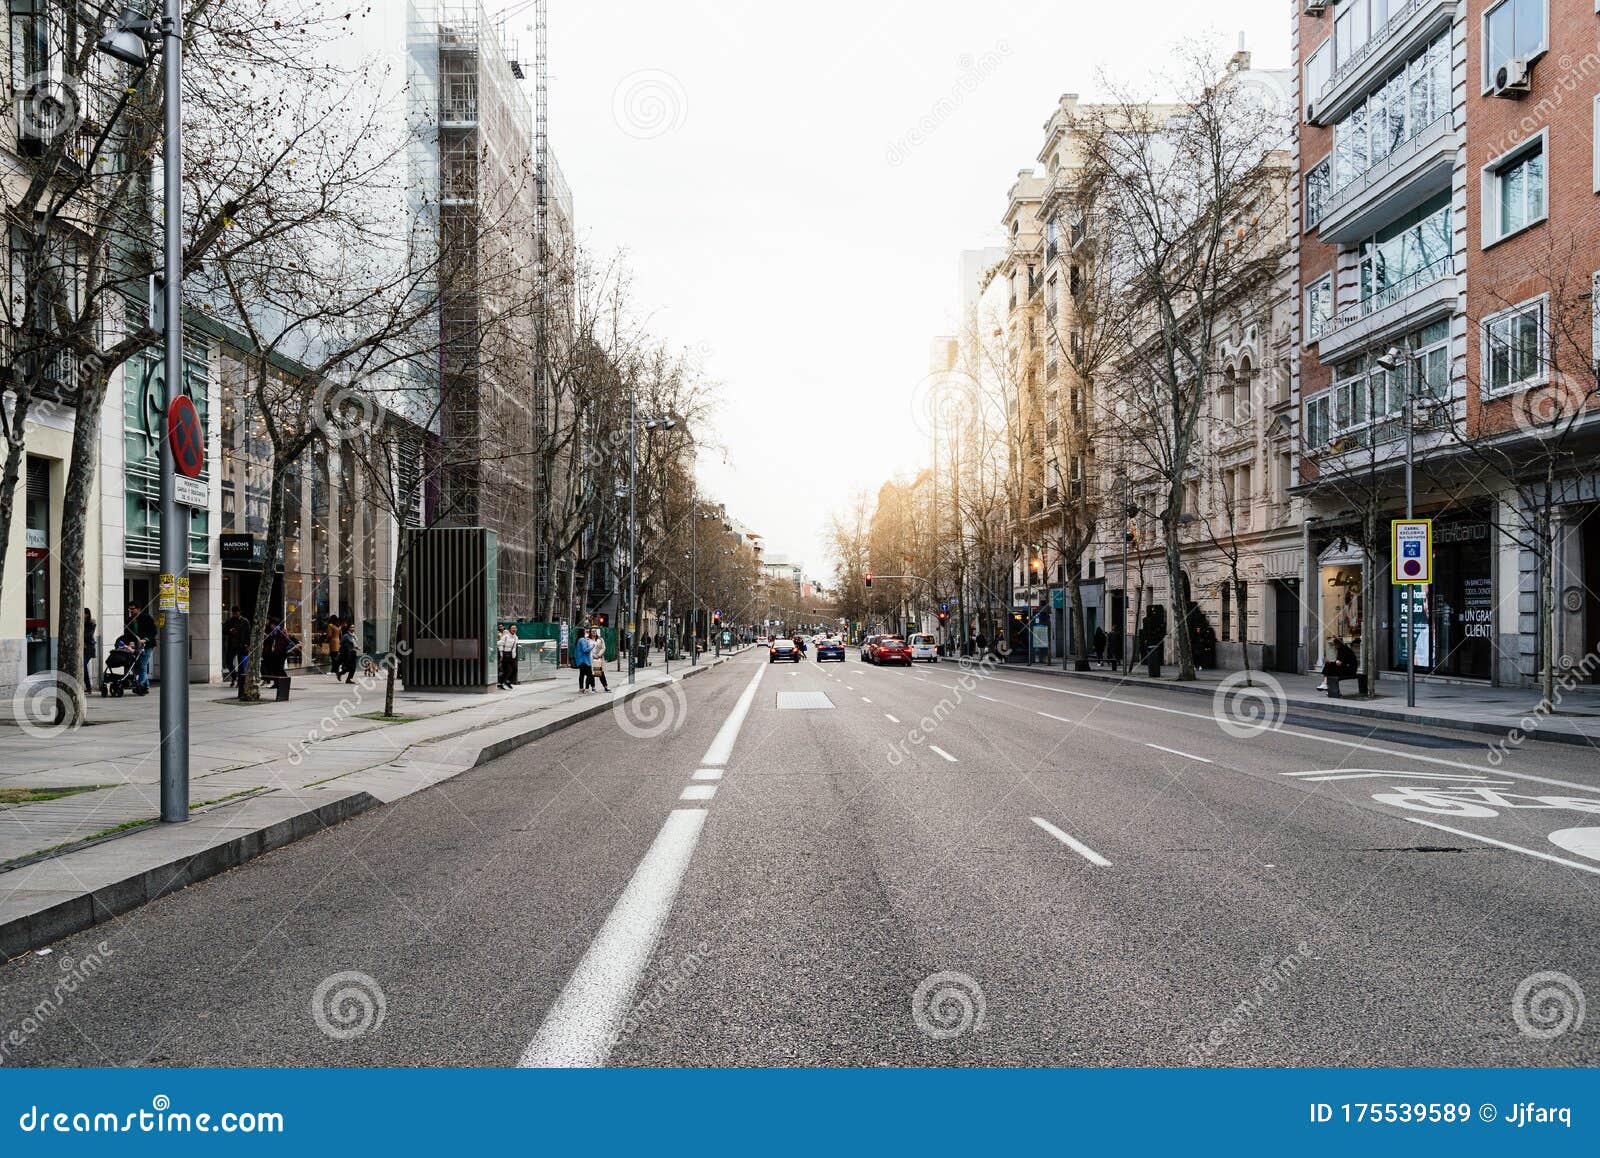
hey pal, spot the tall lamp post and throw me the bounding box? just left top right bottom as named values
left=1377, top=344, right=1422, bottom=708
left=624, top=392, right=675, bottom=684
left=100, top=3, right=185, bottom=823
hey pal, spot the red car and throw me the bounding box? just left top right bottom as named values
left=870, top=636, right=912, bottom=666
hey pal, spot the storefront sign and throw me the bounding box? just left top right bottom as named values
left=220, top=533, right=255, bottom=565
left=1391, top=520, right=1432, bottom=584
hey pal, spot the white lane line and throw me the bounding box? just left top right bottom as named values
left=884, top=714, right=900, bottom=724
left=982, top=673, right=1597, bottom=792
left=1030, top=817, right=1112, bottom=867
left=844, top=685, right=854, bottom=691
left=1145, top=743, right=1213, bottom=764
left=700, top=663, right=766, bottom=767
left=680, top=784, right=716, bottom=801
left=691, top=768, right=722, bottom=781
left=929, top=745, right=957, bottom=763
left=977, top=694, right=1001, bottom=703
left=1037, top=711, right=1074, bottom=724
left=518, top=809, right=707, bottom=1066
left=1404, top=818, right=1600, bottom=877
left=861, top=697, right=872, bottom=704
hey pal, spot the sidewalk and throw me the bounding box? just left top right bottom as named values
left=995, top=659, right=1600, bottom=748
left=0, top=648, right=749, bottom=957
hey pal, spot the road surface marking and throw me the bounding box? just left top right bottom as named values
left=1404, top=818, right=1600, bottom=877
left=1145, top=743, right=1212, bottom=764
left=691, top=768, right=722, bottom=781
left=861, top=697, right=872, bottom=703
left=884, top=714, right=900, bottom=724
left=1030, top=817, right=1112, bottom=866
left=679, top=784, right=716, bottom=801
left=518, top=809, right=708, bottom=1066
left=929, top=745, right=957, bottom=763
left=1037, top=711, right=1074, bottom=724
left=844, top=685, right=854, bottom=691
left=981, top=674, right=1597, bottom=792
left=978, top=694, right=1001, bottom=703
left=700, top=664, right=765, bottom=766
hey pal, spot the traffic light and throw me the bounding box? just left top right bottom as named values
left=712, top=611, right=722, bottom=625
left=1029, top=556, right=1042, bottom=573
left=864, top=574, right=873, bottom=589
left=594, top=613, right=608, bottom=626
left=937, top=610, right=948, bottom=622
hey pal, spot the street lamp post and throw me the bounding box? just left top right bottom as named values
left=624, top=396, right=675, bottom=685
left=1378, top=345, right=1421, bottom=708
left=100, top=2, right=185, bottom=823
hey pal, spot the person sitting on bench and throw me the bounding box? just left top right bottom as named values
left=1318, top=635, right=1360, bottom=694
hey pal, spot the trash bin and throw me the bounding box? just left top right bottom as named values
left=274, top=675, right=292, bottom=702
left=1144, top=645, right=1162, bottom=679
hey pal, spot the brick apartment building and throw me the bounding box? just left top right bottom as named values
left=1291, top=0, right=1600, bottom=689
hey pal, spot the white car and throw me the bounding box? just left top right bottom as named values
left=909, top=633, right=939, bottom=662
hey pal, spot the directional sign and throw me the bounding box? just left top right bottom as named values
left=168, top=394, right=204, bottom=478
left=1392, top=519, right=1433, bottom=585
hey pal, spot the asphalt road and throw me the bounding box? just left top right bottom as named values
left=2, top=648, right=1597, bottom=1067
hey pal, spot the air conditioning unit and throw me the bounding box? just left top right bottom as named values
left=1494, top=58, right=1532, bottom=97
left=1304, top=1, right=1329, bottom=14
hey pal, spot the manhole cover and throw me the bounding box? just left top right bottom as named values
left=777, top=691, right=834, bottom=710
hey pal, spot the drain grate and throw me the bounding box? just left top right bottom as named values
left=777, top=691, right=834, bottom=710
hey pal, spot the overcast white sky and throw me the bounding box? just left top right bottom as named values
left=497, top=0, right=1288, bottom=578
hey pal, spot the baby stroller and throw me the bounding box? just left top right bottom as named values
left=102, top=638, right=141, bottom=697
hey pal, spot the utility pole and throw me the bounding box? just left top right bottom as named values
left=689, top=494, right=697, bottom=666
left=626, top=387, right=638, bottom=685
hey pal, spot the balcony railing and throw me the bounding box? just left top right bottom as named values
left=1327, top=255, right=1451, bottom=331
left=1326, top=0, right=1430, bottom=96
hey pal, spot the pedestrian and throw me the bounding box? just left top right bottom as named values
left=588, top=630, right=610, bottom=692
left=574, top=629, right=593, bottom=692
left=497, top=624, right=518, bottom=689
left=1093, top=625, right=1106, bottom=661
left=261, top=615, right=299, bottom=681
left=326, top=616, right=343, bottom=677
left=82, top=607, right=97, bottom=692
left=339, top=624, right=360, bottom=685
left=1318, top=635, right=1359, bottom=692
left=223, top=605, right=249, bottom=684
left=125, top=601, right=156, bottom=695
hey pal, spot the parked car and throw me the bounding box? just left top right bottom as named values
left=872, top=636, right=912, bottom=666
left=769, top=637, right=801, bottom=663
left=815, top=637, right=846, bottom=662
left=909, top=633, right=939, bottom=662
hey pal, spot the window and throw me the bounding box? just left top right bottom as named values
left=1483, top=298, right=1545, bottom=394
left=1330, top=33, right=1448, bottom=193
left=1594, top=94, right=1600, bottom=193
left=1306, top=41, right=1331, bottom=105
left=1357, top=191, right=1451, bottom=307
left=1304, top=157, right=1330, bottom=229
left=1484, top=0, right=1547, bottom=88
left=1221, top=580, right=1232, bottom=641
left=1483, top=134, right=1546, bottom=245
left=1304, top=393, right=1331, bottom=448
left=1304, top=275, right=1333, bottom=342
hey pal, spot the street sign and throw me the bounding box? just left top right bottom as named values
left=168, top=394, right=204, bottom=478
left=1392, top=519, right=1432, bottom=585
left=174, top=474, right=207, bottom=507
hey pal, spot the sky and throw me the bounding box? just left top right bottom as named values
left=494, top=0, right=1289, bottom=580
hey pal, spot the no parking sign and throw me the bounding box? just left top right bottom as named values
left=1392, top=519, right=1432, bottom=585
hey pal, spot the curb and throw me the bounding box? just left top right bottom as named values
left=0, top=656, right=737, bottom=961
left=1003, top=664, right=1599, bottom=750
left=0, top=792, right=379, bottom=961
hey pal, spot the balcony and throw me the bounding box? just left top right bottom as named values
left=1314, top=255, right=1455, bottom=363
left=1316, top=113, right=1453, bottom=244
left=1308, top=0, right=1456, bottom=127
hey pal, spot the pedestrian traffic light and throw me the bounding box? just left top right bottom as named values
left=864, top=574, right=873, bottom=589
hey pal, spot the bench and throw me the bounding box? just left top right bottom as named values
left=1325, top=672, right=1367, bottom=698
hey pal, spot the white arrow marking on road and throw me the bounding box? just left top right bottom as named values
left=929, top=745, right=957, bottom=763
left=1145, top=743, right=1212, bottom=764
left=1030, top=817, right=1112, bottom=866
left=518, top=808, right=707, bottom=1066
left=1404, top=818, right=1600, bottom=877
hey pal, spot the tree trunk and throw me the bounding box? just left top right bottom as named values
left=1069, top=570, right=1090, bottom=671
left=52, top=374, right=110, bottom=724
left=1234, top=567, right=1251, bottom=687
left=0, top=389, right=35, bottom=599
left=384, top=529, right=409, bottom=718
left=1360, top=506, right=1379, bottom=700
left=1165, top=518, right=1195, bottom=680
left=1540, top=479, right=1556, bottom=709
left=241, top=465, right=291, bottom=703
